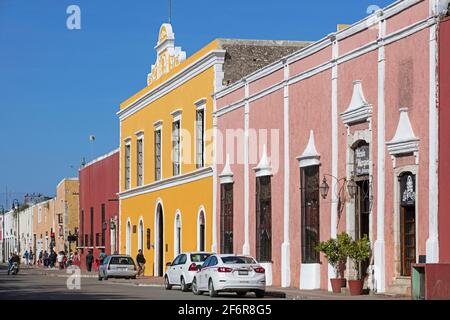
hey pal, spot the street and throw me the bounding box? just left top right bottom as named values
left=0, top=264, right=282, bottom=300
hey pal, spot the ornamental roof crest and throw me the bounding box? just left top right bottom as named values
left=147, top=23, right=186, bottom=86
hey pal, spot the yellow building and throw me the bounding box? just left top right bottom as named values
left=55, top=178, right=79, bottom=254
left=118, top=23, right=309, bottom=276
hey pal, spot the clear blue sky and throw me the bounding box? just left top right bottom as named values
left=0, top=0, right=393, bottom=206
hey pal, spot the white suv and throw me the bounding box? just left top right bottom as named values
left=164, top=252, right=212, bottom=292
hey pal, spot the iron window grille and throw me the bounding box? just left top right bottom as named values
left=220, top=183, right=234, bottom=254
left=256, top=176, right=272, bottom=263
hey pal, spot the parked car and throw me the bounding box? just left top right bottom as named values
left=98, top=255, right=137, bottom=280
left=164, top=252, right=212, bottom=292
left=191, top=254, right=266, bottom=298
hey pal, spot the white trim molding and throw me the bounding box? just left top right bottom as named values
left=300, top=264, right=321, bottom=290
left=296, top=130, right=321, bottom=168
left=119, top=167, right=213, bottom=200
left=340, top=80, right=373, bottom=125
left=386, top=108, right=420, bottom=156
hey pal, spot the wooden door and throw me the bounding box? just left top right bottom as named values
left=401, top=206, right=416, bottom=276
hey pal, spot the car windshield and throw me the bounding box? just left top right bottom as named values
left=221, top=256, right=256, bottom=264
left=110, top=257, right=134, bottom=265
left=190, top=254, right=211, bottom=263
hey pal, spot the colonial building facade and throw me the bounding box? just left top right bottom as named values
left=117, top=23, right=309, bottom=276
left=78, top=149, right=119, bottom=269
left=55, top=178, right=79, bottom=253
left=214, top=0, right=450, bottom=294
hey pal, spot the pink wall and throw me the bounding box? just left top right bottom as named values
left=215, top=0, right=435, bottom=290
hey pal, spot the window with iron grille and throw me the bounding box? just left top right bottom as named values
left=81, top=209, right=84, bottom=246
left=125, top=144, right=131, bottom=189
left=90, top=207, right=94, bottom=247
left=58, top=214, right=63, bottom=224
left=300, top=165, right=320, bottom=263
left=256, top=176, right=272, bottom=263
left=172, top=120, right=180, bottom=176
left=101, top=204, right=106, bottom=247
left=220, top=183, right=234, bottom=254
left=155, top=129, right=162, bottom=181
left=146, top=228, right=151, bottom=250
left=85, top=234, right=88, bottom=247
left=137, top=138, right=144, bottom=186
left=196, top=109, right=205, bottom=168
left=95, top=233, right=100, bottom=247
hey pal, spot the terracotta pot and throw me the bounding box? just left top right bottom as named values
left=339, top=278, right=347, bottom=288
left=348, top=279, right=364, bottom=296
left=330, top=278, right=343, bottom=293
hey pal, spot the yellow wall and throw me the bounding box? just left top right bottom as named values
left=119, top=35, right=218, bottom=276
left=55, top=179, right=79, bottom=253
left=120, top=177, right=212, bottom=276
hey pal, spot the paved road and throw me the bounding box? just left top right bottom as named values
left=0, top=264, right=281, bottom=300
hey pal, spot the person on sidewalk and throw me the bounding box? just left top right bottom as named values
left=23, top=250, right=29, bottom=265
left=38, top=250, right=43, bottom=266
left=29, top=249, right=34, bottom=265
left=72, top=251, right=80, bottom=267
left=136, top=249, right=146, bottom=277
left=86, top=250, right=94, bottom=272
left=99, top=249, right=107, bottom=265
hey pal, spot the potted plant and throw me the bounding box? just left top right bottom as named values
left=316, top=232, right=351, bottom=293
left=346, top=235, right=371, bottom=295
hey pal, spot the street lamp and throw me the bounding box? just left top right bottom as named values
left=1, top=205, right=5, bottom=263
left=12, top=199, right=20, bottom=254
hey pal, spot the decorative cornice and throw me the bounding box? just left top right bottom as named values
left=386, top=107, right=420, bottom=156
left=219, top=154, right=234, bottom=184
left=340, top=80, right=373, bottom=125
left=118, top=50, right=226, bottom=121
left=119, top=167, right=213, bottom=200
left=296, top=130, right=321, bottom=168
left=253, top=145, right=272, bottom=177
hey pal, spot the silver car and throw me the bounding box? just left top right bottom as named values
left=98, top=255, right=137, bottom=280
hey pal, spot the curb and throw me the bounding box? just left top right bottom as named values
left=264, top=291, right=287, bottom=299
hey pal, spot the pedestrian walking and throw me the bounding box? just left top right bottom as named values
left=99, top=248, right=107, bottom=265
left=57, top=251, right=65, bottom=269
left=72, top=251, right=80, bottom=267
left=29, top=249, right=34, bottom=265
left=43, top=251, right=49, bottom=268
left=136, top=249, right=146, bottom=277
left=23, top=250, right=29, bottom=265
left=86, top=250, right=94, bottom=272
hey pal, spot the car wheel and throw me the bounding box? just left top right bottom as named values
left=98, top=275, right=103, bottom=281
left=255, top=290, right=265, bottom=298
left=192, top=278, right=202, bottom=295
left=164, top=276, right=172, bottom=290
left=181, top=277, right=189, bottom=292
left=131, top=276, right=137, bottom=280
left=236, top=291, right=247, bottom=297
left=209, top=279, right=218, bottom=298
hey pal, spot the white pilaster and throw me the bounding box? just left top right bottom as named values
left=281, top=61, right=291, bottom=288
left=329, top=35, right=339, bottom=291
left=243, top=80, right=250, bottom=255
left=426, top=12, right=439, bottom=263
left=374, top=16, right=386, bottom=293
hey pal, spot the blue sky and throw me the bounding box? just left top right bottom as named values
left=0, top=0, right=393, bottom=206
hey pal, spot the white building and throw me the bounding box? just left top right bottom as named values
left=18, top=206, right=34, bottom=259
left=3, top=210, right=16, bottom=259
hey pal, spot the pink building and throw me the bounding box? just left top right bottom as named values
left=213, top=0, right=450, bottom=294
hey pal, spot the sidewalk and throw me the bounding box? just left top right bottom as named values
left=27, top=264, right=409, bottom=300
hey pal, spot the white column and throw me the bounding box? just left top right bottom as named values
left=243, top=81, right=250, bottom=255
left=281, top=61, right=291, bottom=288
left=329, top=35, right=339, bottom=291
left=374, top=17, right=386, bottom=293
left=212, top=115, right=218, bottom=253
left=426, top=12, right=439, bottom=263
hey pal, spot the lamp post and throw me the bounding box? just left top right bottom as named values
left=1, top=205, right=5, bottom=263
left=12, top=199, right=20, bottom=255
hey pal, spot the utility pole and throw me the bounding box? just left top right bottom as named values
left=168, top=0, right=172, bottom=24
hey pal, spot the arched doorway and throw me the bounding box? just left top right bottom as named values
left=174, top=212, right=181, bottom=256
left=138, top=220, right=144, bottom=251
left=155, top=203, right=164, bottom=277
left=198, top=210, right=205, bottom=252
left=126, top=220, right=131, bottom=256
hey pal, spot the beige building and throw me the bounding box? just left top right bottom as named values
left=33, top=199, right=56, bottom=255
left=55, top=178, right=79, bottom=253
